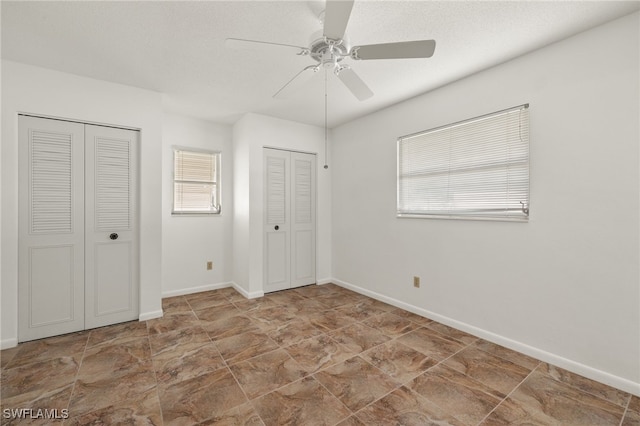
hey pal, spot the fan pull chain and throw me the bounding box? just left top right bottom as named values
left=324, top=68, right=329, bottom=169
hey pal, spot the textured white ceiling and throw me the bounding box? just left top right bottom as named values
left=2, top=1, right=639, bottom=127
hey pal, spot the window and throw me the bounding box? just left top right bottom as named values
left=173, top=148, right=221, bottom=214
left=397, top=104, right=529, bottom=221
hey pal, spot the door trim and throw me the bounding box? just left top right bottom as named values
left=18, top=112, right=141, bottom=132
left=263, top=145, right=317, bottom=156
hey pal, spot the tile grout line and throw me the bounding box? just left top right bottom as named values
left=312, top=372, right=355, bottom=425
left=618, top=395, right=632, bottom=426
left=347, top=348, right=415, bottom=420
left=63, top=332, right=91, bottom=422
left=222, top=287, right=283, bottom=426
left=538, top=364, right=634, bottom=412
left=231, top=290, right=436, bottom=423
left=223, top=291, right=379, bottom=425
left=470, top=339, right=537, bottom=370
left=67, top=328, right=158, bottom=422
left=164, top=296, right=241, bottom=424
left=0, top=347, right=19, bottom=371
left=398, top=335, right=483, bottom=425
left=145, top=329, right=165, bottom=426
left=326, top=322, right=468, bottom=424
left=474, top=359, right=543, bottom=426
left=232, top=326, right=355, bottom=402
left=170, top=288, right=356, bottom=412
left=346, top=335, right=473, bottom=425
left=189, top=295, right=260, bottom=426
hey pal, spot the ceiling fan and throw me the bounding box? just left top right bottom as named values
left=225, top=0, right=436, bottom=101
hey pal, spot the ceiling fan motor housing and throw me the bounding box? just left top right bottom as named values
left=310, top=38, right=348, bottom=70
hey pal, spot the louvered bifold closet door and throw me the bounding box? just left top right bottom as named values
left=290, top=152, right=316, bottom=287
left=264, top=148, right=291, bottom=292
left=263, top=148, right=317, bottom=293
left=84, top=124, right=139, bottom=329
left=18, top=116, right=86, bottom=341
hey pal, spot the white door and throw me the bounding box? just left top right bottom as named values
left=85, top=125, right=139, bottom=329
left=264, top=148, right=316, bottom=293
left=290, top=152, right=316, bottom=288
left=264, top=148, right=291, bottom=292
left=18, top=116, right=139, bottom=342
left=18, top=116, right=86, bottom=341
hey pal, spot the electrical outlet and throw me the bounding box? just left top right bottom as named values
left=206, top=261, right=213, bottom=270
left=413, top=276, right=420, bottom=288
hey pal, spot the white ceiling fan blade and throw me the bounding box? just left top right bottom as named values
left=337, top=67, right=373, bottom=101
left=225, top=38, right=308, bottom=55
left=323, top=0, right=354, bottom=40
left=351, top=40, right=436, bottom=60
left=274, top=66, right=319, bottom=99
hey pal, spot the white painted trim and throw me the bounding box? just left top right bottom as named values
left=139, top=310, right=163, bottom=321
left=231, top=282, right=249, bottom=298
left=316, top=277, right=333, bottom=285
left=231, top=282, right=264, bottom=299
left=332, top=278, right=640, bottom=397
left=162, top=282, right=234, bottom=298
left=263, top=145, right=317, bottom=156
left=249, top=291, right=264, bottom=299
left=1, top=338, right=18, bottom=350
left=162, top=281, right=265, bottom=301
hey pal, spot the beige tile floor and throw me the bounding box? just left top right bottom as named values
left=1, top=283, right=638, bottom=425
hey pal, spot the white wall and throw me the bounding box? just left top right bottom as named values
left=232, top=115, right=252, bottom=295
left=232, top=113, right=332, bottom=297
left=331, top=13, right=639, bottom=394
left=161, top=113, right=233, bottom=296
left=1, top=61, right=163, bottom=347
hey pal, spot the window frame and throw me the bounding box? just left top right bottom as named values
left=396, top=104, right=530, bottom=222
left=172, top=147, right=222, bottom=216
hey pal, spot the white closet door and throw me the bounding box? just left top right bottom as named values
left=264, top=148, right=291, bottom=292
left=263, top=148, right=316, bottom=293
left=84, top=125, right=139, bottom=329
left=290, top=152, right=316, bottom=287
left=18, top=116, right=85, bottom=341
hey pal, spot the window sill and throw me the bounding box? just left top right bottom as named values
left=171, top=211, right=222, bottom=217
left=396, top=213, right=528, bottom=222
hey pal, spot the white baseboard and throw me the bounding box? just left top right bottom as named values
left=162, top=281, right=264, bottom=300
left=1, top=337, right=18, bottom=350
left=316, top=277, right=334, bottom=285
left=332, top=278, right=640, bottom=397
left=139, top=310, right=163, bottom=321
left=230, top=282, right=263, bottom=299
left=162, top=282, right=235, bottom=298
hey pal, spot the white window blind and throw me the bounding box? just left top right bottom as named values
left=173, top=149, right=220, bottom=214
left=397, top=104, right=529, bottom=221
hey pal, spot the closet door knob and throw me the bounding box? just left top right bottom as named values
left=110, top=233, right=119, bottom=240
left=274, top=225, right=279, bottom=231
